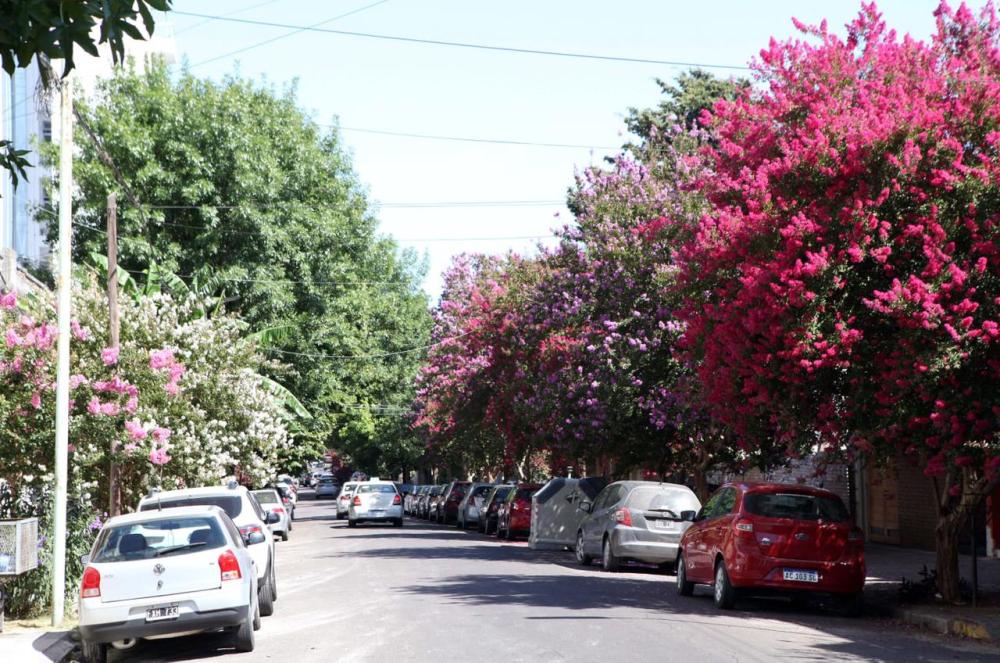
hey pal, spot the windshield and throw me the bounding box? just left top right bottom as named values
left=93, top=516, right=226, bottom=562
left=342, top=483, right=358, bottom=494
left=140, top=495, right=242, bottom=519
left=744, top=492, right=850, bottom=523
left=252, top=491, right=279, bottom=504
left=471, top=485, right=492, bottom=497
left=626, top=486, right=700, bottom=515
left=358, top=484, right=397, bottom=494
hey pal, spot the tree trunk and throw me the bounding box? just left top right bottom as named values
left=694, top=468, right=708, bottom=504
left=935, top=514, right=964, bottom=603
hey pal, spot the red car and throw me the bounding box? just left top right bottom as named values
left=496, top=483, right=542, bottom=540
left=676, top=482, right=865, bottom=614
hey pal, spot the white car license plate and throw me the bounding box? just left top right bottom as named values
left=783, top=569, right=819, bottom=583
left=145, top=605, right=179, bottom=622
left=654, top=520, right=676, bottom=530
left=370, top=509, right=384, bottom=514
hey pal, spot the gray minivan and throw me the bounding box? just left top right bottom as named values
left=530, top=477, right=608, bottom=550
left=575, top=481, right=700, bottom=572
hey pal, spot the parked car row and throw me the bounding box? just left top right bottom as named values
left=401, top=477, right=867, bottom=616
left=77, top=480, right=295, bottom=662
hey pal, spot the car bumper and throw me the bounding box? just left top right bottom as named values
left=349, top=506, right=403, bottom=521
left=80, top=604, right=249, bottom=643
left=615, top=539, right=680, bottom=564
left=729, top=553, right=866, bottom=595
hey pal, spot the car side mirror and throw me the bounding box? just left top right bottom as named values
left=245, top=531, right=267, bottom=545
left=266, top=512, right=280, bottom=524
left=579, top=500, right=592, bottom=514
left=680, top=510, right=697, bottom=522
left=79, top=554, right=90, bottom=566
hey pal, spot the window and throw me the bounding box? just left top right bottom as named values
left=141, top=495, right=242, bottom=519
left=253, top=491, right=279, bottom=505
left=358, top=484, right=397, bottom=494
left=744, top=492, right=849, bottom=523
left=700, top=487, right=735, bottom=520
left=92, top=516, right=226, bottom=562
left=626, top=487, right=700, bottom=515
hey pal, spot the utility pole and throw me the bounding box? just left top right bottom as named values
left=106, top=193, right=121, bottom=516
left=52, top=75, right=73, bottom=627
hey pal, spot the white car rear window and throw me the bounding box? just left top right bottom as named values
left=93, top=516, right=227, bottom=562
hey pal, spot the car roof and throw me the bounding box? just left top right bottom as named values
left=610, top=480, right=694, bottom=491
left=139, top=486, right=247, bottom=504
left=104, top=505, right=227, bottom=527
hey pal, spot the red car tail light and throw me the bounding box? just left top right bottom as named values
left=734, top=519, right=754, bottom=535
left=239, top=524, right=263, bottom=538
left=273, top=507, right=284, bottom=514
left=392, top=494, right=401, bottom=505
left=218, top=549, right=242, bottom=582
left=353, top=495, right=362, bottom=506
left=80, top=566, right=101, bottom=598
left=613, top=508, right=633, bottom=527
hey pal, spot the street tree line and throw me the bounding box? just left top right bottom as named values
left=413, top=3, right=1000, bottom=603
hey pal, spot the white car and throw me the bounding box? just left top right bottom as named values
left=78, top=506, right=258, bottom=663
left=348, top=480, right=403, bottom=527
left=336, top=481, right=359, bottom=519
left=138, top=484, right=278, bottom=619
left=252, top=489, right=291, bottom=541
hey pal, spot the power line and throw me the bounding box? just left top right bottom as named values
left=174, top=0, right=282, bottom=36
left=135, top=200, right=564, bottom=210
left=190, top=1, right=392, bottom=68
left=264, top=331, right=472, bottom=360
left=172, top=11, right=751, bottom=71
left=335, top=125, right=618, bottom=151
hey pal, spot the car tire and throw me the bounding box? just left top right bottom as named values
left=601, top=537, right=621, bottom=572
left=280, top=530, right=289, bottom=542
left=575, top=531, right=593, bottom=566
left=258, top=578, right=275, bottom=617
left=81, top=640, right=107, bottom=663
left=713, top=560, right=737, bottom=610
left=394, top=518, right=403, bottom=527
left=233, top=604, right=256, bottom=653
left=348, top=519, right=357, bottom=528
left=676, top=553, right=694, bottom=596
left=504, top=521, right=515, bottom=540
left=270, top=565, right=278, bottom=602
left=252, top=595, right=261, bottom=631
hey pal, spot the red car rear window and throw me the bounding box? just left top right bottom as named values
left=744, top=492, right=849, bottom=523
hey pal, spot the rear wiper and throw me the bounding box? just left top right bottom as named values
left=647, top=508, right=679, bottom=518
left=154, top=542, right=207, bottom=557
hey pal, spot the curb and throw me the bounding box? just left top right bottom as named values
left=892, top=606, right=994, bottom=642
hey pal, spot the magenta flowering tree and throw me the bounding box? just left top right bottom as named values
left=677, top=2, right=1000, bottom=600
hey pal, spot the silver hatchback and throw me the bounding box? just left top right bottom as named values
left=575, top=481, right=701, bottom=572
left=348, top=481, right=403, bottom=527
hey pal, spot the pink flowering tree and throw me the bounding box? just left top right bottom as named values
left=677, top=2, right=1000, bottom=600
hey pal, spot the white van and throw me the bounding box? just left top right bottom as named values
left=529, top=477, right=609, bottom=550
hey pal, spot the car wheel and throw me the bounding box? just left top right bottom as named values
left=233, top=603, right=256, bottom=652
left=280, top=530, right=289, bottom=542
left=601, top=536, right=621, bottom=572
left=270, top=565, right=278, bottom=602
left=258, top=577, right=275, bottom=617
left=252, top=594, right=261, bottom=631
left=676, top=553, right=694, bottom=596
left=394, top=518, right=403, bottom=527
left=575, top=531, right=593, bottom=566
left=348, top=519, right=357, bottom=528
left=80, top=640, right=107, bottom=663
left=713, top=560, right=737, bottom=610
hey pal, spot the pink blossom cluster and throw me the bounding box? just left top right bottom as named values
left=149, top=348, right=186, bottom=395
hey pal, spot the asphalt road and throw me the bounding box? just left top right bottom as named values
left=105, top=489, right=1000, bottom=663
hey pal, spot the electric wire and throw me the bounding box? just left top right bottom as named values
left=173, top=11, right=751, bottom=71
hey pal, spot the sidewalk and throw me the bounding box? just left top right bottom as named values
left=865, top=543, right=1000, bottom=641
left=0, top=627, right=76, bottom=662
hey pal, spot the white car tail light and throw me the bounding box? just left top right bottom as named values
left=218, top=550, right=242, bottom=582
left=80, top=566, right=101, bottom=598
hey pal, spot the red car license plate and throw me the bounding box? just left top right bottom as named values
left=782, top=569, right=819, bottom=583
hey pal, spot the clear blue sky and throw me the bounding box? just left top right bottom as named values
left=164, top=0, right=985, bottom=296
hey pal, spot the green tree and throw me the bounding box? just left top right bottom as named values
left=48, top=61, right=431, bottom=475
left=0, top=0, right=171, bottom=188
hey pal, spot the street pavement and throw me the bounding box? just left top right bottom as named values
left=103, top=489, right=1000, bottom=663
